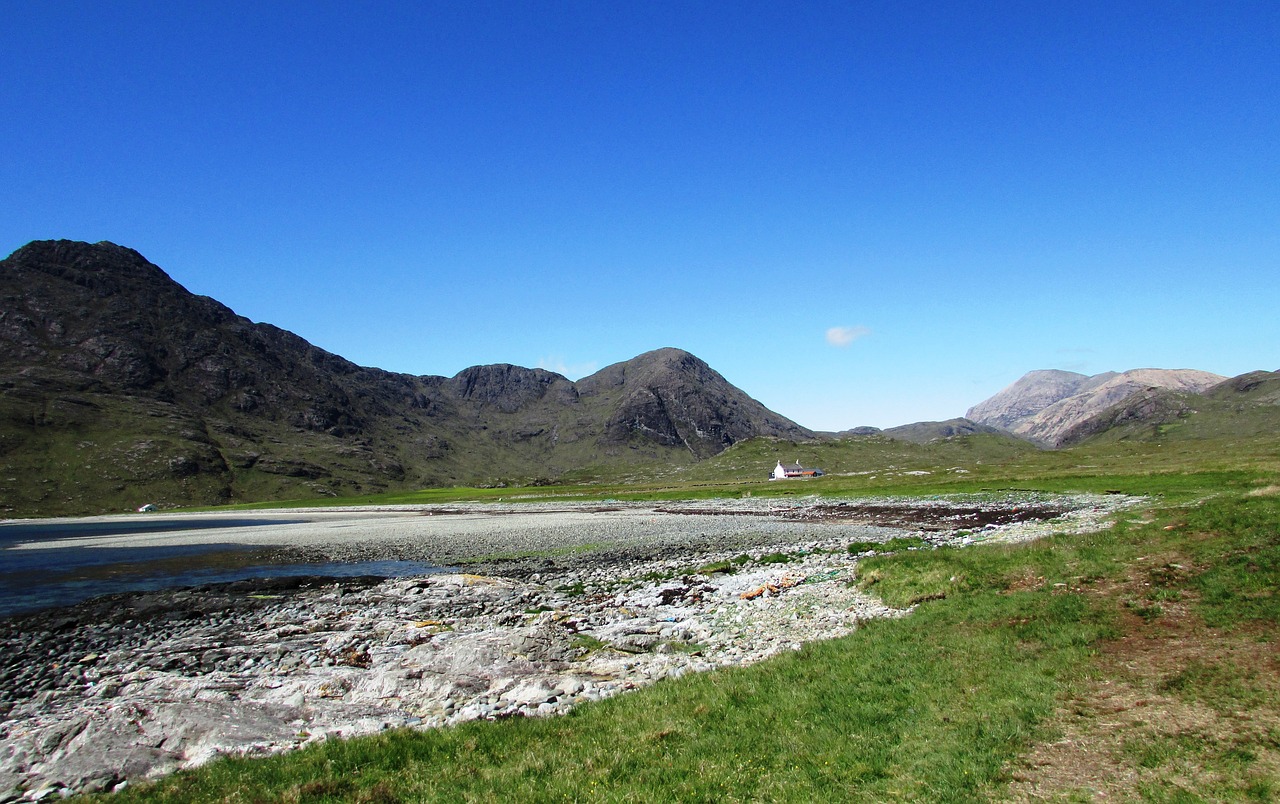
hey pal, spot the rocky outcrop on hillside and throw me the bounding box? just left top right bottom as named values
left=0, top=240, right=810, bottom=514
left=450, top=364, right=579, bottom=413
left=967, top=368, right=1226, bottom=446
left=1204, top=370, right=1280, bottom=405
left=1055, top=388, right=1198, bottom=446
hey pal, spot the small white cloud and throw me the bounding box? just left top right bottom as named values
left=826, top=325, right=870, bottom=347
left=536, top=356, right=598, bottom=380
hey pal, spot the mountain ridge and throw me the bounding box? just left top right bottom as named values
left=3, top=239, right=1269, bottom=515
left=1054, top=369, right=1280, bottom=447
left=0, top=240, right=810, bottom=514
left=967, top=367, right=1227, bottom=446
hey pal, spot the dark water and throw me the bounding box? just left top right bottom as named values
left=0, top=517, right=309, bottom=548
left=0, top=518, right=442, bottom=618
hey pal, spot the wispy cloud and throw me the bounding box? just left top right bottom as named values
left=537, top=356, right=599, bottom=380
left=825, top=325, right=871, bottom=348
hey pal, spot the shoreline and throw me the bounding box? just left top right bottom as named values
left=0, top=493, right=1139, bottom=801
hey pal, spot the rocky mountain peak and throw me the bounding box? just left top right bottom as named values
left=578, top=347, right=811, bottom=458
left=10, top=238, right=156, bottom=272
left=449, top=364, right=578, bottom=412
left=577, top=347, right=703, bottom=390
left=0, top=240, right=811, bottom=513
left=966, top=369, right=1108, bottom=431
left=968, top=367, right=1226, bottom=446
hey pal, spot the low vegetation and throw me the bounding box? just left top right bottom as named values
left=97, top=437, right=1279, bottom=802
left=196, top=425, right=1280, bottom=514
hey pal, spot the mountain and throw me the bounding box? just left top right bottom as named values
left=967, top=368, right=1226, bottom=446
left=824, top=426, right=882, bottom=438
left=881, top=418, right=1007, bottom=444
left=575, top=348, right=809, bottom=457
left=0, top=240, right=811, bottom=514
left=1056, top=369, right=1280, bottom=447
left=965, top=370, right=1117, bottom=432
left=1203, top=370, right=1280, bottom=406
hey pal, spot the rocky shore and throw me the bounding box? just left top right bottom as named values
left=0, top=493, right=1139, bottom=801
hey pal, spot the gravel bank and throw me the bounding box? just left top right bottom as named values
left=0, top=492, right=1141, bottom=801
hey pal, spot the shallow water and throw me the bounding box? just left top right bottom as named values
left=0, top=518, right=442, bottom=617
left=0, top=517, right=308, bottom=548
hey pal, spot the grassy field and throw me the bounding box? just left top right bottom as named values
left=96, top=438, right=1279, bottom=802
left=214, top=431, right=1280, bottom=510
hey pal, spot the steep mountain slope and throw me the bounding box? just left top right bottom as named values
left=965, top=370, right=1117, bottom=432
left=1055, top=388, right=1201, bottom=446
left=968, top=368, right=1225, bottom=446
left=576, top=348, right=808, bottom=458
left=0, top=240, right=810, bottom=514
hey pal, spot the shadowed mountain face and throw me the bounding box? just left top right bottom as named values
left=967, top=368, right=1226, bottom=447
left=576, top=348, right=810, bottom=458
left=0, top=240, right=811, bottom=514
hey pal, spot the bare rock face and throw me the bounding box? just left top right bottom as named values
left=449, top=365, right=578, bottom=413
left=578, top=348, right=812, bottom=458
left=965, top=370, right=1115, bottom=432
left=968, top=368, right=1226, bottom=446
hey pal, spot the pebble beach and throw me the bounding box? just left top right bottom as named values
left=0, top=493, right=1140, bottom=801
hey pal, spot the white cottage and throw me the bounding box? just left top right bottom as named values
left=771, top=460, right=822, bottom=480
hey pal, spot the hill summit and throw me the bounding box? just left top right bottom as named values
left=0, top=240, right=810, bottom=514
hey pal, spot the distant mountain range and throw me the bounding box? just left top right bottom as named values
left=0, top=240, right=809, bottom=513
left=965, top=368, right=1228, bottom=446
left=812, top=367, right=1277, bottom=453
left=2, top=239, right=1275, bottom=515
left=1048, top=369, right=1280, bottom=447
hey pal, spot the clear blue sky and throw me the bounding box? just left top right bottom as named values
left=3, top=1, right=1277, bottom=430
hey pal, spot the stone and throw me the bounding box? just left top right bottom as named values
left=0, top=493, right=1134, bottom=797
left=502, top=679, right=556, bottom=707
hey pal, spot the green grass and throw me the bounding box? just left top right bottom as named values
left=88, top=447, right=1280, bottom=802
left=1157, top=659, right=1272, bottom=714
left=187, top=430, right=1279, bottom=515
left=7, top=388, right=1278, bottom=517
left=109, top=575, right=1106, bottom=803
left=1179, top=494, right=1280, bottom=627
